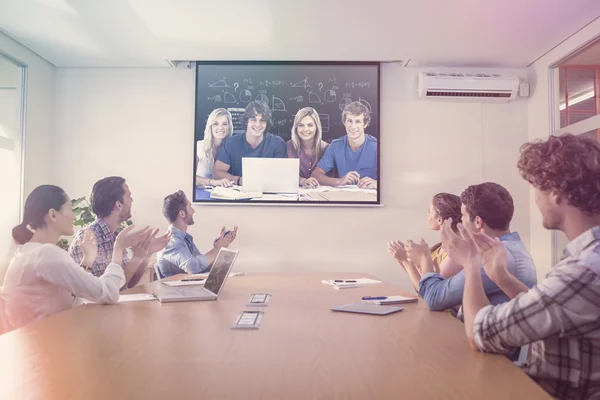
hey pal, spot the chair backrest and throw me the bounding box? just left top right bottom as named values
left=0, top=286, right=7, bottom=334
left=153, top=263, right=163, bottom=281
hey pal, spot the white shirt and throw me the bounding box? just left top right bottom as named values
left=196, top=140, right=214, bottom=179
left=2, top=242, right=125, bottom=331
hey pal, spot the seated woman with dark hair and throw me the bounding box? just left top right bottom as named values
left=387, top=193, right=463, bottom=292
left=2, top=185, right=154, bottom=331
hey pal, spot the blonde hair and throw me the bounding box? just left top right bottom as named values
left=202, top=108, right=233, bottom=166
left=291, top=107, right=326, bottom=161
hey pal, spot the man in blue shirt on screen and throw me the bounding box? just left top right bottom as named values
left=212, top=100, right=286, bottom=186
left=311, top=101, right=378, bottom=189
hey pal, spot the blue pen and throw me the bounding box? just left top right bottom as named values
left=362, top=296, right=387, bottom=300
left=214, top=230, right=231, bottom=243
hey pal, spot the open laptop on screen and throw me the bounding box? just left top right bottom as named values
left=153, top=248, right=239, bottom=303
left=242, top=157, right=300, bottom=194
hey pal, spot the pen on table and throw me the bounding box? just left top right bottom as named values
left=362, top=296, right=387, bottom=300
left=181, top=278, right=206, bottom=282
left=334, top=280, right=357, bottom=283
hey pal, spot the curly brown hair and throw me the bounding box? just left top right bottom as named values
left=460, top=183, right=514, bottom=231
left=518, top=133, right=600, bottom=214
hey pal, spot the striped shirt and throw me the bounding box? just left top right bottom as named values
left=69, top=219, right=129, bottom=277
left=473, top=226, right=600, bottom=399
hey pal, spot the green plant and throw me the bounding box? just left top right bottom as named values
left=56, top=196, right=132, bottom=251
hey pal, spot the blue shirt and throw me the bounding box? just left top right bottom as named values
left=217, top=132, right=287, bottom=177
left=156, top=227, right=209, bottom=278
left=418, top=232, right=537, bottom=312
left=316, top=134, right=378, bottom=180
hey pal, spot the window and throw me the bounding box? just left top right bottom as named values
left=0, top=54, right=26, bottom=267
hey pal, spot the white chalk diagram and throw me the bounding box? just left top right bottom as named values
left=239, top=90, right=252, bottom=103
left=208, top=95, right=222, bottom=102
left=256, top=94, right=269, bottom=105
left=339, top=97, right=352, bottom=111
left=359, top=97, right=373, bottom=113
left=208, top=78, right=229, bottom=88
left=223, top=91, right=237, bottom=104
left=291, top=77, right=311, bottom=88
left=324, top=90, right=336, bottom=102
left=319, top=114, right=330, bottom=133
left=272, top=95, right=286, bottom=112
left=308, top=91, right=322, bottom=104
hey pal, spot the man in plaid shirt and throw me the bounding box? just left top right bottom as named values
left=70, top=176, right=169, bottom=288
left=440, top=134, right=600, bottom=399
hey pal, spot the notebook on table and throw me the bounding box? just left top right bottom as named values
left=153, top=248, right=239, bottom=303
left=331, top=303, right=404, bottom=315
left=361, top=296, right=418, bottom=305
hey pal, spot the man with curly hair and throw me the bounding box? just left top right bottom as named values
left=440, top=134, right=600, bottom=399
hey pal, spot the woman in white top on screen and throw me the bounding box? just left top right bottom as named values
left=2, top=185, right=152, bottom=331
left=196, top=108, right=235, bottom=187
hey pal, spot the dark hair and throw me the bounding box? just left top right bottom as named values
left=90, top=176, right=126, bottom=218
left=243, top=100, right=273, bottom=131
left=12, top=185, right=68, bottom=245
left=460, top=182, right=514, bottom=231
left=432, top=193, right=462, bottom=232
left=518, top=133, right=600, bottom=214
left=163, top=190, right=188, bottom=223
left=342, top=101, right=371, bottom=127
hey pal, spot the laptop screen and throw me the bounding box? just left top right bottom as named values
left=203, top=248, right=239, bottom=296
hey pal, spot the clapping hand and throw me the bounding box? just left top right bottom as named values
left=405, top=239, right=429, bottom=264
left=472, top=232, right=509, bottom=283
left=440, top=219, right=480, bottom=269
left=388, top=240, right=408, bottom=263
left=79, top=229, right=98, bottom=265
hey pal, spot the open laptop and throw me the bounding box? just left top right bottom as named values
left=242, top=157, right=300, bottom=194
left=153, top=248, right=239, bottom=303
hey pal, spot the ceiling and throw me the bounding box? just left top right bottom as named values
left=1, top=0, right=600, bottom=68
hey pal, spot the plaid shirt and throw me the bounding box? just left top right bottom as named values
left=69, top=219, right=129, bottom=277
left=473, top=226, right=600, bottom=399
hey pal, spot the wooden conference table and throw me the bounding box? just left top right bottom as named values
left=0, top=273, right=551, bottom=400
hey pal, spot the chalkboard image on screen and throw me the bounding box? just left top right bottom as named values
left=193, top=61, right=380, bottom=206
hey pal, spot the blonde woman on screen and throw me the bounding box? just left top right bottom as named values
left=196, top=108, right=235, bottom=187
left=286, top=107, right=329, bottom=188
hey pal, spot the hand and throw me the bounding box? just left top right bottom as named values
left=405, top=239, right=429, bottom=264
left=131, top=232, right=153, bottom=260
left=79, top=229, right=98, bottom=265
left=387, top=240, right=407, bottom=263
left=472, top=232, right=508, bottom=283
left=338, top=171, right=360, bottom=186
left=213, top=179, right=233, bottom=188
left=303, top=177, right=319, bottom=188
left=214, top=226, right=236, bottom=249
left=148, top=229, right=172, bottom=254
left=357, top=177, right=377, bottom=189
left=440, top=219, right=481, bottom=268
left=115, top=224, right=151, bottom=250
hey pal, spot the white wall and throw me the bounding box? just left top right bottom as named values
left=54, top=65, right=530, bottom=291
left=0, top=32, right=56, bottom=279
left=527, top=16, right=600, bottom=278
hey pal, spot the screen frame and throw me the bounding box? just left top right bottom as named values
left=192, top=60, right=381, bottom=206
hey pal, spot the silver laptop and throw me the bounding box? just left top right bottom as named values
left=153, top=248, right=239, bottom=303
left=242, top=157, right=300, bottom=194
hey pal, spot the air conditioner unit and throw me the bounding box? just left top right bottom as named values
left=417, top=72, right=520, bottom=102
